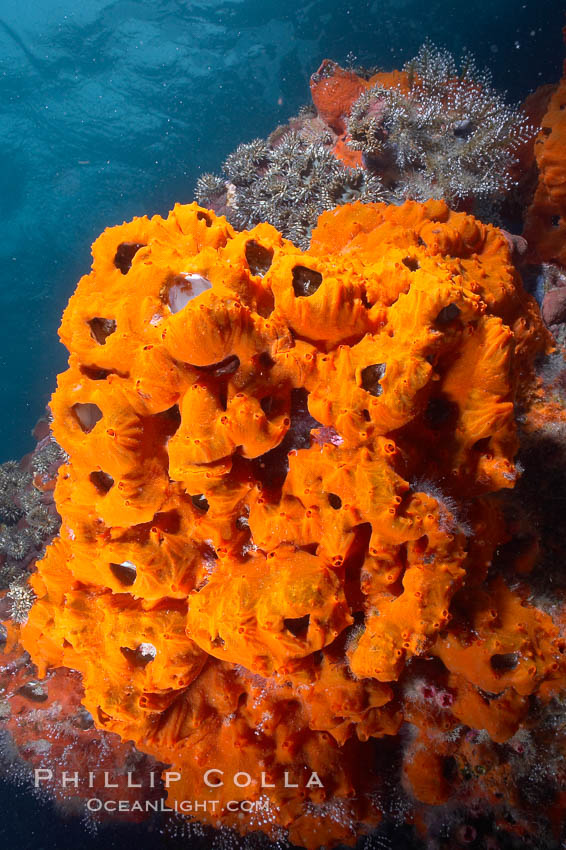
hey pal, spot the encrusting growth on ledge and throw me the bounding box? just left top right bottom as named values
left=19, top=199, right=565, bottom=848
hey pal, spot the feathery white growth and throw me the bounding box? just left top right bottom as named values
left=196, top=132, right=386, bottom=248
left=348, top=41, right=535, bottom=208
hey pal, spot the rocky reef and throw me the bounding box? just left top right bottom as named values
left=9, top=195, right=564, bottom=849
left=197, top=42, right=534, bottom=241
left=0, top=424, right=64, bottom=623
left=346, top=43, right=533, bottom=209
left=1, top=30, right=566, bottom=850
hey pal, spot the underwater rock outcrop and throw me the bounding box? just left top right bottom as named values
left=343, top=43, right=533, bottom=211
left=197, top=42, right=535, bottom=248
left=0, top=429, right=64, bottom=602
left=17, top=198, right=566, bottom=848
left=196, top=132, right=385, bottom=248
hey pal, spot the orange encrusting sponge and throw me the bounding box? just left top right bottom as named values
left=524, top=48, right=566, bottom=267
left=21, top=199, right=564, bottom=848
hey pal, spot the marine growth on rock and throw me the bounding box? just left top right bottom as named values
left=196, top=42, right=535, bottom=253
left=196, top=131, right=386, bottom=248
left=18, top=198, right=566, bottom=848
left=0, top=448, right=62, bottom=589
left=346, top=43, right=535, bottom=210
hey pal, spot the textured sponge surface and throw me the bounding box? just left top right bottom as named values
left=21, top=200, right=561, bottom=847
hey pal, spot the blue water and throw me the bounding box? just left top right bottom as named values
left=0, top=1, right=564, bottom=847
left=0, top=0, right=563, bottom=461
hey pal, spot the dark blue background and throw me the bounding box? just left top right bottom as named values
left=0, top=0, right=564, bottom=845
